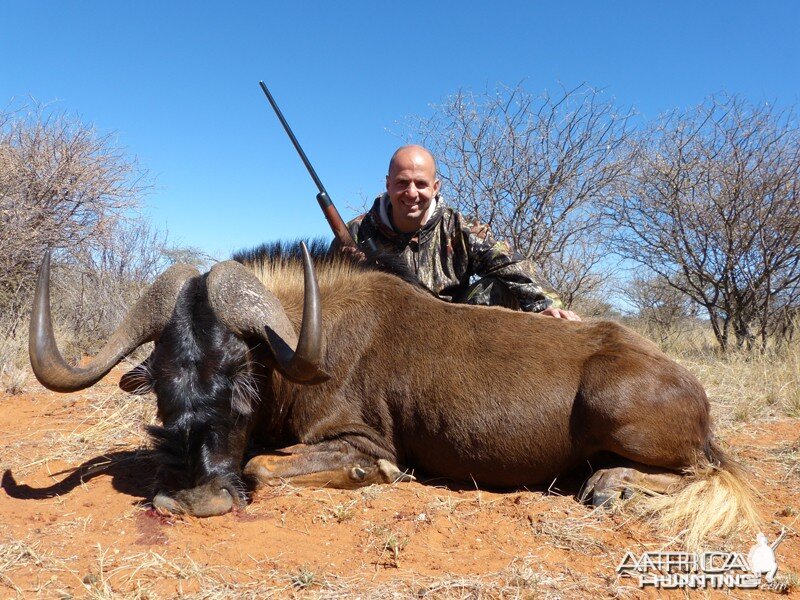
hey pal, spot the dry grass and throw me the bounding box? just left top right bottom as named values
left=767, top=439, right=800, bottom=483
left=375, top=555, right=614, bottom=600
left=624, top=321, right=800, bottom=429
left=0, top=364, right=26, bottom=396
left=57, top=385, right=156, bottom=457
left=321, top=499, right=359, bottom=524
left=86, top=551, right=603, bottom=600
left=0, top=531, right=624, bottom=600
left=682, top=347, right=800, bottom=428
left=364, top=523, right=410, bottom=567
left=0, top=540, right=43, bottom=591
left=426, top=492, right=479, bottom=515
left=68, top=546, right=273, bottom=600
left=0, top=327, right=27, bottom=395
left=528, top=514, right=610, bottom=555
left=0, top=539, right=70, bottom=596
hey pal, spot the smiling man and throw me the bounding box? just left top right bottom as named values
left=334, top=145, right=579, bottom=320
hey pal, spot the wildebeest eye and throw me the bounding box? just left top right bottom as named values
left=119, top=356, right=155, bottom=395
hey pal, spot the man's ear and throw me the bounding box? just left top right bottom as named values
left=434, top=178, right=441, bottom=195
left=385, top=174, right=390, bottom=192
left=119, top=354, right=154, bottom=395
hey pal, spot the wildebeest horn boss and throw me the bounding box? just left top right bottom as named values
left=29, top=241, right=758, bottom=544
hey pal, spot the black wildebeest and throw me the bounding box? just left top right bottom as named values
left=29, top=242, right=757, bottom=545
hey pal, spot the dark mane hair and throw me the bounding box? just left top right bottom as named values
left=232, top=238, right=426, bottom=291
left=232, top=238, right=332, bottom=268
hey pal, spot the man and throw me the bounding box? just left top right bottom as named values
left=333, top=145, right=579, bottom=320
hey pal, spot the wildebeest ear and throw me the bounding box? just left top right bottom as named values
left=119, top=355, right=155, bottom=395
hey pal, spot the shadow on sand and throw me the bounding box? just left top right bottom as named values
left=2, top=450, right=155, bottom=502
left=2, top=450, right=597, bottom=508
left=413, top=468, right=591, bottom=500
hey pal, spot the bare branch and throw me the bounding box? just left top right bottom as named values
left=406, top=83, right=632, bottom=302
left=605, top=95, right=800, bottom=350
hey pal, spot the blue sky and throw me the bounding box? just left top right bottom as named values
left=2, top=1, right=798, bottom=259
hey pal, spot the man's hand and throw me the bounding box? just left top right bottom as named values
left=540, top=307, right=581, bottom=321
left=340, top=245, right=367, bottom=262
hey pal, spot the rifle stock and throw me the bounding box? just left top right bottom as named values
left=316, top=191, right=357, bottom=248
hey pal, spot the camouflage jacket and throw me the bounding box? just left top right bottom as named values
left=333, top=194, right=553, bottom=313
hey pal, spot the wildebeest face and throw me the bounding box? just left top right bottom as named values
left=124, top=277, right=256, bottom=517
left=30, top=244, right=326, bottom=518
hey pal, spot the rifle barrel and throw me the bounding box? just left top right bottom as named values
left=259, top=81, right=327, bottom=196
left=259, top=81, right=357, bottom=248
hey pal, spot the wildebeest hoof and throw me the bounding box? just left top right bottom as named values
left=349, top=466, right=367, bottom=481
left=152, top=493, right=183, bottom=516
left=579, top=467, right=636, bottom=508
left=591, top=490, right=618, bottom=508
left=377, top=459, right=415, bottom=484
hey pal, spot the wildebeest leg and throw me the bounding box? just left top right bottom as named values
left=575, top=351, right=710, bottom=508
left=579, top=460, right=683, bottom=507
left=244, top=442, right=414, bottom=490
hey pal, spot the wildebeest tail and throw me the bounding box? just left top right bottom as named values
left=644, top=439, right=761, bottom=549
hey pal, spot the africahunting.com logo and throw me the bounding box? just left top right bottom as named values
left=617, top=531, right=786, bottom=590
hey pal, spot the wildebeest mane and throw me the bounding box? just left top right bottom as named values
left=232, top=238, right=425, bottom=291
left=232, top=238, right=333, bottom=269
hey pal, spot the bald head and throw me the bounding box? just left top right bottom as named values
left=388, top=145, right=437, bottom=179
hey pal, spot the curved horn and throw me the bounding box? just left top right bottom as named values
left=29, top=252, right=199, bottom=393
left=206, top=242, right=329, bottom=384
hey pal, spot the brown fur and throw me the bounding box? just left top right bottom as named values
left=203, top=251, right=760, bottom=541
left=249, top=257, right=730, bottom=477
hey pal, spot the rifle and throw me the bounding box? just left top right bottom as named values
left=258, top=81, right=358, bottom=250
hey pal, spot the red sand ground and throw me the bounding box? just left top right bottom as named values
left=1, top=370, right=798, bottom=598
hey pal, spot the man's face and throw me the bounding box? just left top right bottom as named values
left=386, top=148, right=440, bottom=233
